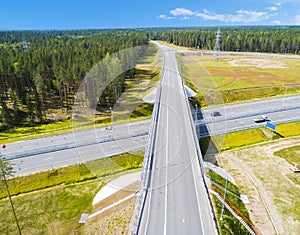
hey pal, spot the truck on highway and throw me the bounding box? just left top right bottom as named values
left=253, top=115, right=269, bottom=123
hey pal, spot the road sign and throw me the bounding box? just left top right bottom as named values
left=266, top=122, right=276, bottom=130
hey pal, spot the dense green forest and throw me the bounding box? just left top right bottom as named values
left=149, top=26, right=300, bottom=53
left=0, top=26, right=299, bottom=129
left=0, top=30, right=148, bottom=129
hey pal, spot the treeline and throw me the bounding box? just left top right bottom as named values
left=149, top=26, right=300, bottom=54
left=1, top=27, right=299, bottom=128
left=0, top=30, right=148, bottom=128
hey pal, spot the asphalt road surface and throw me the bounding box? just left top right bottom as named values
left=12, top=135, right=148, bottom=176
left=4, top=94, right=300, bottom=176
left=137, top=44, right=217, bottom=234
left=197, top=95, right=300, bottom=137
left=5, top=120, right=149, bottom=176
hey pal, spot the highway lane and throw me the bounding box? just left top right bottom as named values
left=4, top=93, right=300, bottom=176
left=4, top=94, right=300, bottom=176
left=137, top=45, right=217, bottom=234
left=6, top=93, right=299, bottom=159
left=200, top=95, right=300, bottom=124
left=5, top=119, right=149, bottom=176
left=199, top=107, right=300, bottom=137
left=4, top=119, right=150, bottom=160
left=10, top=135, right=148, bottom=176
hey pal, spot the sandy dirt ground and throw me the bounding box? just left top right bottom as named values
left=216, top=137, right=300, bottom=235
left=228, top=58, right=289, bottom=69
left=80, top=181, right=140, bottom=234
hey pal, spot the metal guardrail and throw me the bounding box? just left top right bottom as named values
left=209, top=189, right=256, bottom=235
left=178, top=60, right=220, bottom=234
left=5, top=131, right=148, bottom=160
left=196, top=104, right=300, bottom=126
left=198, top=116, right=300, bottom=138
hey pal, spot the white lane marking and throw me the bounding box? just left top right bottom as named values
left=145, top=54, right=168, bottom=234
left=191, top=153, right=205, bottom=234
left=144, top=78, right=165, bottom=234
left=176, top=51, right=206, bottom=233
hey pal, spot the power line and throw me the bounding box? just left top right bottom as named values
left=213, top=27, right=221, bottom=60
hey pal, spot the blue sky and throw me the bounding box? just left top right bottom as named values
left=1, top=0, right=300, bottom=29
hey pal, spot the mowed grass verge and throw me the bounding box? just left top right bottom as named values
left=0, top=151, right=144, bottom=234
left=200, top=121, right=300, bottom=152
left=0, top=152, right=144, bottom=199
left=222, top=121, right=300, bottom=150
left=1, top=181, right=100, bottom=235
left=208, top=170, right=255, bottom=235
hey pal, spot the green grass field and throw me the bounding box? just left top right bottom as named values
left=0, top=152, right=144, bottom=199
left=203, top=120, right=300, bottom=152
left=221, top=128, right=270, bottom=150
left=0, top=151, right=144, bottom=234
left=1, top=181, right=101, bottom=235
left=174, top=44, right=300, bottom=105
left=274, top=145, right=300, bottom=167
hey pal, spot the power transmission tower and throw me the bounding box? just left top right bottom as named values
left=22, top=40, right=28, bottom=53
left=213, top=27, right=221, bottom=60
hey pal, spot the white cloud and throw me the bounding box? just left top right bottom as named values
left=203, top=9, right=210, bottom=14
left=274, top=0, right=294, bottom=6
left=157, top=14, right=172, bottom=20
left=273, top=20, right=281, bottom=24
left=268, top=6, right=278, bottom=11
left=195, top=9, right=271, bottom=23
left=295, top=15, right=300, bottom=25
left=161, top=6, right=278, bottom=23
left=181, top=16, right=190, bottom=20
left=170, top=8, right=194, bottom=16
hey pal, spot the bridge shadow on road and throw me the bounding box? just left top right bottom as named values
left=190, top=100, right=220, bottom=164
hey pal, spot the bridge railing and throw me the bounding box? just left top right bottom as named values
left=131, top=55, right=165, bottom=235
left=177, top=59, right=220, bottom=234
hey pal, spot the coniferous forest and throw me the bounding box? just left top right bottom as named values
left=149, top=26, right=300, bottom=53
left=0, top=26, right=299, bottom=129
left=0, top=30, right=149, bottom=128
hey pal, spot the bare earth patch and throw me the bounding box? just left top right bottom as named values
left=216, top=137, right=300, bottom=235
left=228, top=58, right=289, bottom=69
left=79, top=182, right=140, bottom=234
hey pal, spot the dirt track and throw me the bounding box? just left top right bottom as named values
left=216, top=137, right=300, bottom=235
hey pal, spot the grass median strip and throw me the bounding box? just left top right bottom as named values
left=206, top=121, right=300, bottom=152
left=0, top=152, right=144, bottom=199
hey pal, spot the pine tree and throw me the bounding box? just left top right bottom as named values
left=0, top=94, right=10, bottom=127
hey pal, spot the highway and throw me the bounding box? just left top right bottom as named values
left=136, top=45, right=217, bottom=234
left=197, top=95, right=300, bottom=137
left=199, top=107, right=300, bottom=137
left=4, top=94, right=300, bottom=176
left=5, top=120, right=149, bottom=176
left=4, top=119, right=149, bottom=160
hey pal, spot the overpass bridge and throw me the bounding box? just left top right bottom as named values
left=132, top=44, right=218, bottom=234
